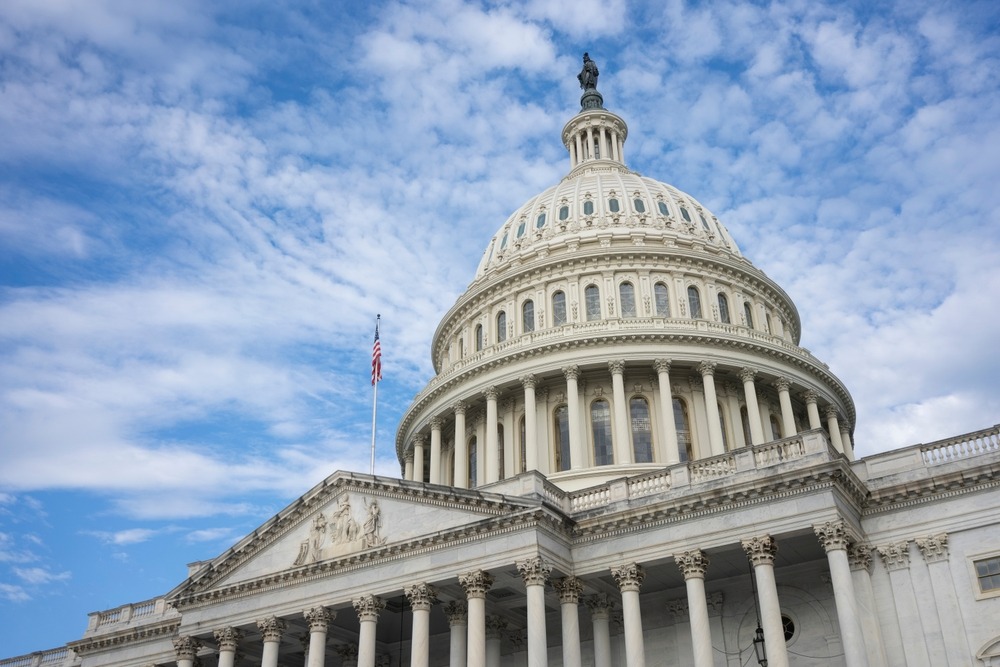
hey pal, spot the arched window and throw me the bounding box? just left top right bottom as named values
left=718, top=293, right=731, bottom=324
left=654, top=282, right=670, bottom=317
left=619, top=282, right=637, bottom=318
left=609, top=198, right=620, bottom=213
left=718, top=403, right=730, bottom=450
left=559, top=205, right=569, bottom=221
left=522, top=300, right=534, bottom=333
left=585, top=285, right=601, bottom=321
left=497, top=424, right=505, bottom=479
left=688, top=286, right=702, bottom=319
left=741, top=406, right=751, bottom=446
left=554, top=405, right=570, bottom=471
left=496, top=311, right=507, bottom=343
left=673, top=398, right=692, bottom=462
left=630, top=397, right=653, bottom=463
left=765, top=312, right=773, bottom=334
left=591, top=399, right=613, bottom=465
left=468, top=436, right=478, bottom=487
left=769, top=414, right=782, bottom=440
left=583, top=200, right=594, bottom=216
left=536, top=212, right=546, bottom=228
left=475, top=324, right=483, bottom=351
left=552, top=290, right=567, bottom=325
left=458, top=337, right=464, bottom=358
left=743, top=302, right=755, bottom=329
left=518, top=416, right=527, bottom=474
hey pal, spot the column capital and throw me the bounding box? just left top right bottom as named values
left=515, top=556, right=551, bottom=586
left=741, top=534, right=778, bottom=565
left=173, top=636, right=202, bottom=660
left=674, top=549, right=710, bottom=579
left=404, top=452, right=413, bottom=464
left=485, top=615, right=508, bottom=640
left=801, top=389, right=819, bottom=404
left=609, top=360, right=626, bottom=375
left=876, top=541, right=911, bottom=571
left=554, top=576, right=584, bottom=603
left=459, top=569, right=495, bottom=599
left=773, top=377, right=792, bottom=392
left=824, top=405, right=840, bottom=420
left=352, top=594, right=386, bottom=621
left=304, top=606, right=334, bottom=631
left=738, top=366, right=757, bottom=384
left=915, top=533, right=949, bottom=563
left=611, top=562, right=645, bottom=592
left=429, top=417, right=443, bottom=430
left=404, top=582, right=438, bottom=611
left=848, top=543, right=873, bottom=572
left=412, top=433, right=425, bottom=447
left=334, top=644, right=359, bottom=661
left=213, top=627, right=243, bottom=651
left=813, top=520, right=851, bottom=552
left=707, top=591, right=725, bottom=615
left=653, top=358, right=672, bottom=374
left=443, top=600, right=467, bottom=626
left=562, top=364, right=581, bottom=380
left=257, top=615, right=287, bottom=642
left=452, top=400, right=467, bottom=415
left=536, top=386, right=549, bottom=401
left=666, top=599, right=689, bottom=620
left=585, top=593, right=614, bottom=618
left=697, top=360, right=717, bottom=377
left=484, top=385, right=500, bottom=400
left=500, top=398, right=514, bottom=413
left=520, top=374, right=537, bottom=389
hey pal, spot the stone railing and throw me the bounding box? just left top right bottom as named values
left=84, top=596, right=174, bottom=633
left=856, top=424, right=1000, bottom=482
left=921, top=425, right=1000, bottom=464
left=0, top=648, right=70, bottom=667
left=689, top=454, right=736, bottom=483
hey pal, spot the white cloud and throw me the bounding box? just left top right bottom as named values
left=84, top=529, right=158, bottom=546
left=0, top=582, right=30, bottom=602
left=13, top=566, right=71, bottom=585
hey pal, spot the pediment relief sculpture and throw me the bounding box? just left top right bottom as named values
left=294, top=495, right=388, bottom=566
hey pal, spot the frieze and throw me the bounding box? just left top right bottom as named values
left=293, top=495, right=388, bottom=566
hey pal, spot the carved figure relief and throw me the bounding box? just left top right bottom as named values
left=294, top=494, right=389, bottom=565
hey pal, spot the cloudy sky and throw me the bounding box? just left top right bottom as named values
left=1, top=0, right=999, bottom=655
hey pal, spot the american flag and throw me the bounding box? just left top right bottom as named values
left=371, top=320, right=382, bottom=386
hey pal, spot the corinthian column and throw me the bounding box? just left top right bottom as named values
left=675, top=550, right=713, bottom=667
left=257, top=616, right=287, bottom=667
left=825, top=406, right=845, bottom=454
left=916, top=534, right=966, bottom=666
left=485, top=386, right=500, bottom=483
left=875, top=541, right=929, bottom=667
left=802, top=390, right=822, bottom=429
left=516, top=556, right=551, bottom=667
left=429, top=418, right=443, bottom=484
left=460, top=570, right=495, bottom=667
left=485, top=616, right=507, bottom=667
left=554, top=577, right=584, bottom=667
left=611, top=562, right=646, bottom=667
left=610, top=361, right=632, bottom=464
left=214, top=627, right=242, bottom=667
left=586, top=594, right=614, bottom=667
left=564, top=366, right=584, bottom=469
left=773, top=378, right=797, bottom=436
left=173, top=636, right=201, bottom=667
left=653, top=359, right=679, bottom=464
left=405, top=583, right=437, bottom=667
left=814, top=522, right=868, bottom=667
left=741, top=535, right=788, bottom=667
left=353, top=595, right=385, bottom=667
left=698, top=361, right=726, bottom=455
left=453, top=401, right=468, bottom=488
left=413, top=434, right=426, bottom=482
left=304, top=607, right=334, bottom=667
left=849, top=544, right=888, bottom=667
left=521, top=375, right=539, bottom=472
left=739, top=368, right=765, bottom=445
left=444, top=601, right=468, bottom=667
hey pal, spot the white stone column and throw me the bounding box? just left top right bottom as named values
left=840, top=422, right=856, bottom=461
left=173, top=636, right=201, bottom=667
left=304, top=607, right=334, bottom=667
left=413, top=435, right=426, bottom=482
left=611, top=129, right=620, bottom=162
left=501, top=398, right=515, bottom=477
left=741, top=535, right=789, bottom=667
left=214, top=627, right=241, bottom=667
left=916, top=534, right=969, bottom=667
left=586, top=127, right=595, bottom=160
left=698, top=361, right=726, bottom=455
left=814, top=522, right=869, bottom=667
left=535, top=386, right=551, bottom=474
left=486, top=615, right=506, bottom=667
left=453, top=401, right=468, bottom=488
left=516, top=556, right=551, bottom=667
left=460, top=570, right=494, bottom=667
left=739, top=368, right=765, bottom=445
left=405, top=584, right=437, bottom=667
left=519, top=375, right=539, bottom=473
left=675, top=551, right=713, bottom=667
left=404, top=453, right=413, bottom=482
left=610, top=361, right=632, bottom=464
left=444, top=601, right=468, bottom=667
left=258, top=616, right=287, bottom=667
left=803, top=390, right=822, bottom=430
left=485, top=386, right=500, bottom=483
left=611, top=563, right=646, bottom=667
left=574, top=134, right=583, bottom=167
left=653, top=360, right=680, bottom=464
left=586, top=594, right=614, bottom=667
left=564, top=365, right=585, bottom=469
left=774, top=378, right=797, bottom=437
left=825, top=406, right=845, bottom=454
left=555, top=577, right=584, bottom=667
left=352, top=595, right=385, bottom=667
left=429, top=418, right=443, bottom=484
left=848, top=545, right=889, bottom=667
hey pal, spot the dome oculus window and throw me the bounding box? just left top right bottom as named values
left=781, top=615, right=795, bottom=642
left=559, top=205, right=569, bottom=221
left=680, top=206, right=692, bottom=222
left=633, top=198, right=645, bottom=213
left=585, top=285, right=601, bottom=321
left=657, top=201, right=669, bottom=216
left=609, top=198, right=620, bottom=213
left=516, top=220, right=526, bottom=238
left=500, top=232, right=509, bottom=249
left=536, top=212, right=546, bottom=228
left=700, top=214, right=710, bottom=231
left=687, top=286, right=703, bottom=319
left=583, top=200, right=594, bottom=216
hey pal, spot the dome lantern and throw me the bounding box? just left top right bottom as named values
left=563, top=53, right=628, bottom=171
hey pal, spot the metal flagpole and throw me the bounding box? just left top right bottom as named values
left=370, top=314, right=381, bottom=475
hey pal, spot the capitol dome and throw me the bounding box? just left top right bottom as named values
left=396, top=67, right=855, bottom=492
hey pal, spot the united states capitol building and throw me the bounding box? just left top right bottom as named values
left=6, top=56, right=1000, bottom=667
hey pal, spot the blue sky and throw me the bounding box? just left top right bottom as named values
left=2, top=0, right=999, bottom=656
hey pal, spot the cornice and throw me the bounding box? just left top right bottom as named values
left=68, top=619, right=180, bottom=655
left=863, top=465, right=1000, bottom=515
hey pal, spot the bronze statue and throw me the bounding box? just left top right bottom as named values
left=578, top=52, right=599, bottom=90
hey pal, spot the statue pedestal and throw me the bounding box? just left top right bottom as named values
left=581, top=89, right=604, bottom=110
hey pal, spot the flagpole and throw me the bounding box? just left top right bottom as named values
left=370, top=314, right=381, bottom=476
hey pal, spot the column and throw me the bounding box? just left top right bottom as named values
left=404, top=453, right=413, bottom=482
left=485, top=616, right=507, bottom=667
left=516, top=556, right=551, bottom=667
left=304, top=607, right=334, bottom=667
left=814, top=522, right=869, bottom=667
left=429, top=418, right=443, bottom=484
left=586, top=127, right=594, bottom=160
left=485, top=386, right=500, bottom=483
left=773, top=378, right=797, bottom=437
left=460, top=570, right=495, bottom=667
left=564, top=366, right=585, bottom=469
left=413, top=435, right=426, bottom=482
left=840, top=422, right=856, bottom=461
left=521, top=376, right=539, bottom=472
left=741, top=535, right=789, bottom=667
left=258, top=616, right=287, bottom=667
left=501, top=398, right=515, bottom=477
left=653, top=360, right=679, bottom=464
left=335, top=644, right=359, bottom=667
left=849, top=544, right=889, bottom=667
left=666, top=600, right=692, bottom=666
left=611, top=563, right=646, bottom=667
left=698, top=361, right=726, bottom=455
left=802, top=390, right=822, bottom=429
left=739, top=368, right=765, bottom=445
left=610, top=361, right=632, bottom=464
left=826, top=406, right=845, bottom=454
left=173, top=636, right=201, bottom=667
left=611, top=129, right=620, bottom=162
left=876, top=542, right=930, bottom=667
left=353, top=595, right=385, bottom=667
left=586, top=594, right=614, bottom=667
left=555, top=577, right=584, bottom=667
left=453, top=401, right=468, bottom=488
left=444, top=601, right=468, bottom=667
left=535, top=386, right=551, bottom=474
left=574, top=133, right=583, bottom=166
left=214, top=628, right=242, bottom=667
left=916, top=534, right=969, bottom=667
left=405, top=583, right=437, bottom=667
left=675, top=550, right=713, bottom=667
